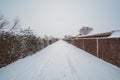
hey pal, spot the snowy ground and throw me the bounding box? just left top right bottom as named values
left=0, top=40, right=120, bottom=80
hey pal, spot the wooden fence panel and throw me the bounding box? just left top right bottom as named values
left=78, top=39, right=84, bottom=50
left=83, top=39, right=97, bottom=56
left=99, top=38, right=120, bottom=67
left=66, top=38, right=120, bottom=67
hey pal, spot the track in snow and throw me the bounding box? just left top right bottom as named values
left=0, top=40, right=120, bottom=80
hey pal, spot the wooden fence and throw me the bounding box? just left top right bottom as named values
left=65, top=38, right=120, bottom=67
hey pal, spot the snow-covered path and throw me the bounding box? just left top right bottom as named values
left=0, top=40, right=120, bottom=80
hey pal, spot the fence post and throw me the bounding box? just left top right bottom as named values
left=83, top=39, right=84, bottom=49
left=96, top=38, right=99, bottom=57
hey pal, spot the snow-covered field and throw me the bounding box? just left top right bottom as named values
left=0, top=40, right=120, bottom=80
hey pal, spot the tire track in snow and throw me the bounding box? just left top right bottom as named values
left=31, top=52, right=52, bottom=80
left=65, top=53, right=81, bottom=80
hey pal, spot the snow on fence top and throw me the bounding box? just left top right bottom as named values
left=108, top=30, right=120, bottom=38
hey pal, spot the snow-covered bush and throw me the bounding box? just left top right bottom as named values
left=0, top=14, right=58, bottom=68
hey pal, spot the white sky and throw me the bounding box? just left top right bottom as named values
left=0, top=0, right=120, bottom=38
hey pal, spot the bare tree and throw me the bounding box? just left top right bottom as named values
left=0, top=15, right=9, bottom=30
left=0, top=14, right=20, bottom=31
left=79, top=26, right=93, bottom=35
left=10, top=18, right=20, bottom=30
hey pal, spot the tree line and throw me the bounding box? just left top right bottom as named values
left=0, top=14, right=58, bottom=68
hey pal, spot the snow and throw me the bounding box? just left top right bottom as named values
left=0, top=40, right=120, bottom=80
left=109, top=30, right=120, bottom=38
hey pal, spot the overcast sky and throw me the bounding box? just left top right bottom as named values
left=0, top=0, right=120, bottom=38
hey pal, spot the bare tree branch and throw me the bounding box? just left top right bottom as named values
left=10, top=18, right=20, bottom=30
left=0, top=21, right=8, bottom=29
left=0, top=15, right=9, bottom=30
left=79, top=26, right=93, bottom=35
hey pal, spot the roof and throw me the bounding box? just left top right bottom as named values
left=72, top=31, right=113, bottom=39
